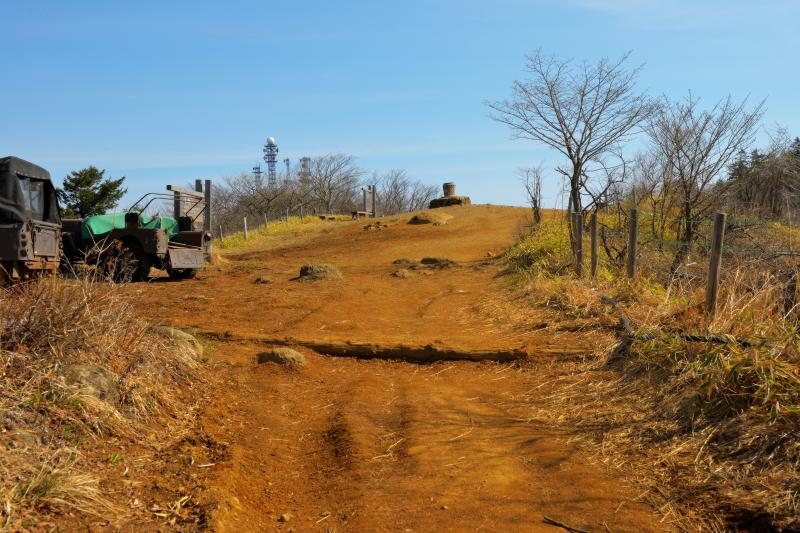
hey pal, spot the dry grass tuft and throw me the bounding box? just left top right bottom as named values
left=0, top=276, right=206, bottom=529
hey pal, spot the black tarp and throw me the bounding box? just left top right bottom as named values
left=0, top=156, right=61, bottom=224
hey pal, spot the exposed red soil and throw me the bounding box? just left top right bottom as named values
left=133, top=205, right=671, bottom=532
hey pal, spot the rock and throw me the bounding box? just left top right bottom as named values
left=253, top=275, right=273, bottom=284
left=392, top=258, right=414, bottom=265
left=63, top=364, right=120, bottom=404
left=428, top=195, right=471, bottom=208
left=257, top=347, right=306, bottom=368
left=151, top=325, right=204, bottom=357
left=363, top=221, right=389, bottom=230
left=7, top=430, right=39, bottom=448
left=278, top=512, right=294, bottom=522
left=408, top=211, right=453, bottom=226
left=298, top=264, right=342, bottom=281
left=420, top=257, right=455, bottom=268
left=391, top=269, right=413, bottom=279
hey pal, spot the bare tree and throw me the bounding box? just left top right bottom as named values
left=518, top=166, right=543, bottom=223
left=224, top=171, right=287, bottom=220
left=374, top=169, right=437, bottom=215
left=646, top=93, right=765, bottom=270
left=309, top=154, right=362, bottom=214
left=487, top=50, right=652, bottom=237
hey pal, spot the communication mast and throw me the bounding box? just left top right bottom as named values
left=263, top=137, right=279, bottom=188
left=252, top=164, right=263, bottom=186
left=299, top=157, right=310, bottom=185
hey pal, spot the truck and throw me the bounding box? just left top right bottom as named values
left=62, top=182, right=213, bottom=281
left=0, top=156, right=62, bottom=284
left=0, top=155, right=212, bottom=284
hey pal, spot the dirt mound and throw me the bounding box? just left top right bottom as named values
left=152, top=325, right=205, bottom=357
left=257, top=347, right=305, bottom=368
left=298, top=264, right=342, bottom=281
left=408, top=211, right=453, bottom=225
left=363, top=221, right=390, bottom=230
left=420, top=257, right=455, bottom=268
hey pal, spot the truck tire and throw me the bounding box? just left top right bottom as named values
left=167, top=267, right=197, bottom=280
left=106, top=240, right=151, bottom=282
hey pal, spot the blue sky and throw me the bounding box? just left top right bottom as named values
left=2, top=0, right=798, bottom=208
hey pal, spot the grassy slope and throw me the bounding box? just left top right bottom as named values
left=0, top=277, right=211, bottom=530
left=506, top=213, right=800, bottom=531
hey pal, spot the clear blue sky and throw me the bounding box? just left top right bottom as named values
left=2, top=0, right=797, bottom=208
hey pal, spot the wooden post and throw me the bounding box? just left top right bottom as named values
left=243, top=217, right=248, bottom=240
left=218, top=224, right=223, bottom=239
left=173, top=191, right=181, bottom=220
left=263, top=213, right=268, bottom=229
left=574, top=212, right=583, bottom=278
left=627, top=209, right=638, bottom=279
left=590, top=212, right=598, bottom=278
left=203, top=179, right=212, bottom=232
left=705, top=213, right=726, bottom=316
left=285, top=208, right=289, bottom=223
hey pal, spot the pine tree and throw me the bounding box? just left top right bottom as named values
left=57, top=166, right=127, bottom=218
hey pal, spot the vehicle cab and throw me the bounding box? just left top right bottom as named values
left=0, top=156, right=62, bottom=282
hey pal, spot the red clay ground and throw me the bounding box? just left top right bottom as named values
left=133, top=205, right=671, bottom=532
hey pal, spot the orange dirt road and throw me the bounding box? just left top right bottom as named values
left=135, top=205, right=670, bottom=532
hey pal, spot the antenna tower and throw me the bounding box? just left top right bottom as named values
left=263, top=137, right=279, bottom=188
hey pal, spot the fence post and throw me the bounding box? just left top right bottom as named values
left=574, top=212, right=583, bottom=278
left=263, top=213, right=268, bottom=229
left=705, top=212, right=726, bottom=316
left=590, top=212, right=598, bottom=278
left=218, top=224, right=223, bottom=240
left=285, top=208, right=289, bottom=223
left=626, top=209, right=638, bottom=279
left=243, top=217, right=248, bottom=240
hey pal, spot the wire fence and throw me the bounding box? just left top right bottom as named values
left=568, top=208, right=800, bottom=314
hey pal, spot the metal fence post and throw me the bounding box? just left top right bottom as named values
left=243, top=217, right=248, bottom=240
left=574, top=212, right=583, bottom=278
left=705, top=213, right=726, bottom=316
left=590, top=212, right=598, bottom=278
left=627, top=209, right=638, bottom=279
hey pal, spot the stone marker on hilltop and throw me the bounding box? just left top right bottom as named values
left=429, top=182, right=471, bottom=208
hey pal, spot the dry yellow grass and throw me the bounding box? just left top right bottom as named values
left=506, top=214, right=800, bottom=531
left=0, top=276, right=207, bottom=529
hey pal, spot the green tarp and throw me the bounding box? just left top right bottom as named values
left=81, top=212, right=179, bottom=239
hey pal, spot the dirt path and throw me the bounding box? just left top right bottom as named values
left=134, top=205, right=669, bottom=532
